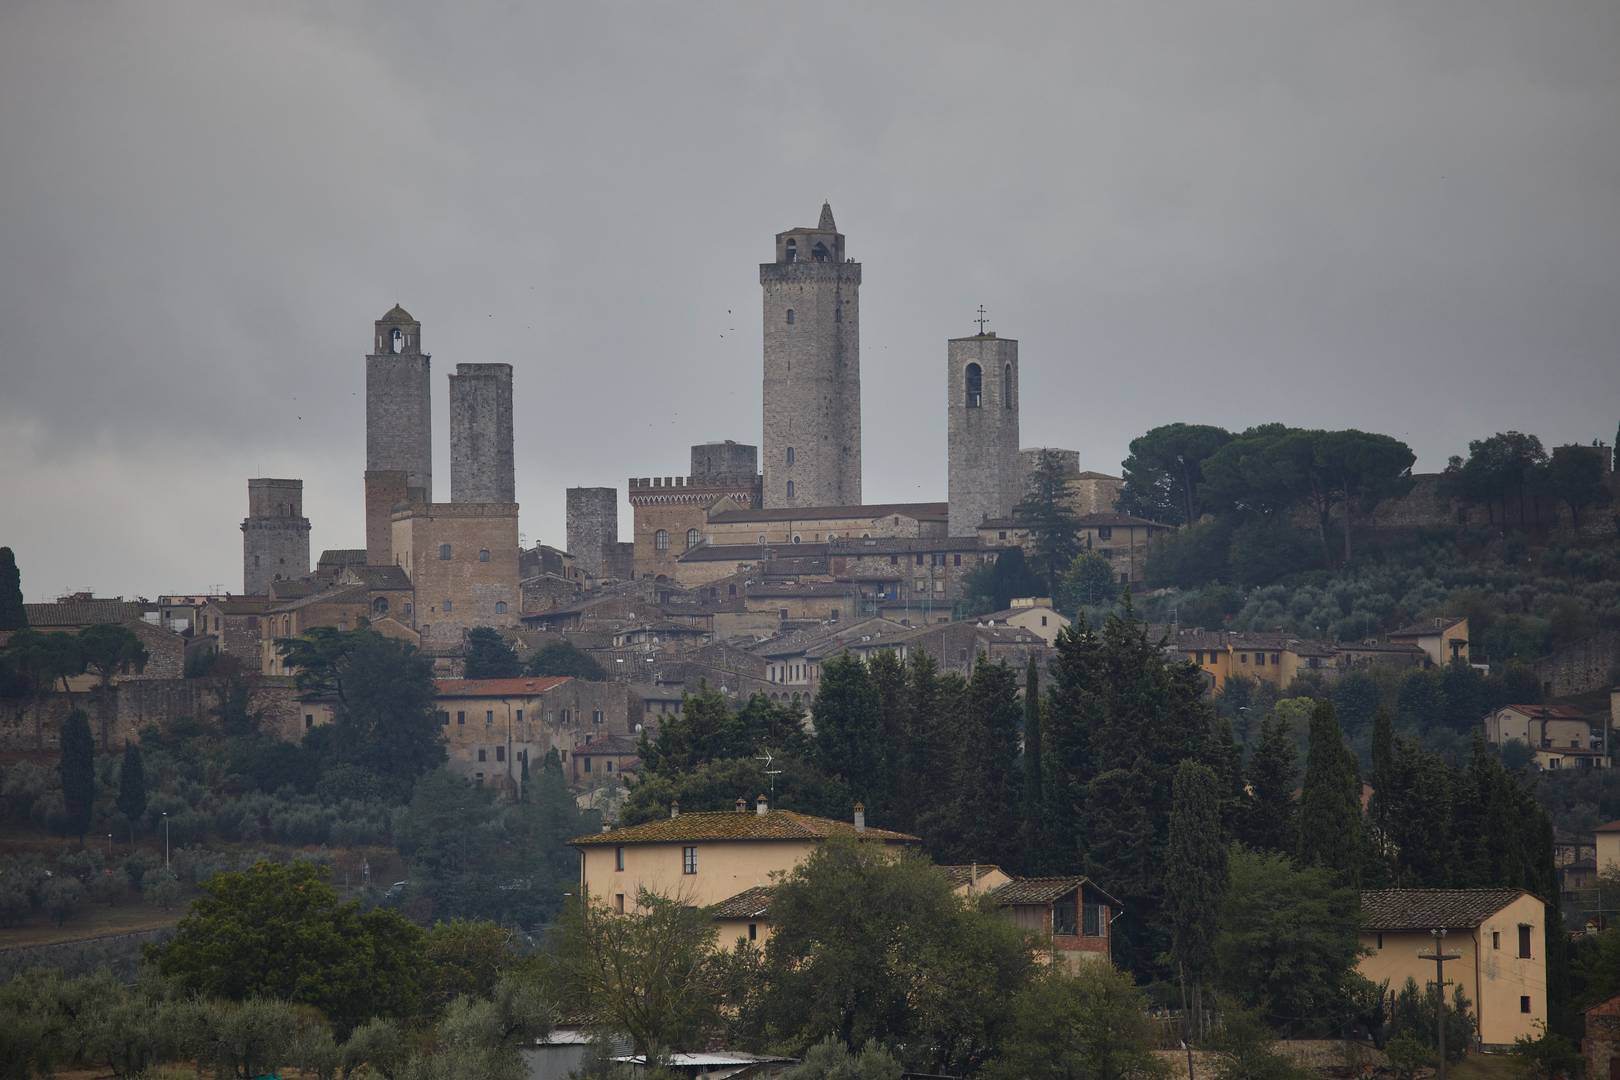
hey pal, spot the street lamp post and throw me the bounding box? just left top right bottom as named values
left=162, top=811, right=170, bottom=869
left=106, top=833, right=112, bottom=858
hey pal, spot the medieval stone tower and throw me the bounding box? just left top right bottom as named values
left=947, top=330, right=1021, bottom=536
left=241, top=478, right=311, bottom=594
left=449, top=363, right=515, bottom=504
left=566, top=487, right=619, bottom=580
left=364, top=305, right=433, bottom=565
left=760, top=202, right=861, bottom=508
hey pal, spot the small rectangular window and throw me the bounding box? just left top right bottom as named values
left=682, top=846, right=697, bottom=874
left=1256, top=653, right=1265, bottom=667
left=304, top=714, right=314, bottom=730
left=495, top=746, right=505, bottom=762
left=1376, top=933, right=1384, bottom=949
left=748, top=922, right=757, bottom=941
left=516, top=708, right=523, bottom=724
left=443, top=599, right=452, bottom=613
left=1521, top=995, right=1531, bottom=1014
left=457, top=711, right=465, bottom=725
left=1240, top=654, right=1249, bottom=664
left=485, top=710, right=494, bottom=726
left=1519, top=924, right=1532, bottom=958
left=615, top=893, right=625, bottom=913
left=1083, top=903, right=1103, bottom=936
left=584, top=757, right=592, bottom=773
left=953, top=554, right=962, bottom=566
left=477, top=748, right=486, bottom=762
left=1493, top=931, right=1500, bottom=950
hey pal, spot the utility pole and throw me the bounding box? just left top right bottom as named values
left=1421, top=928, right=1462, bottom=1080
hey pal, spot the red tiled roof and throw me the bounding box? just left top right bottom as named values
left=1360, top=888, right=1529, bottom=930
left=707, top=502, right=948, bottom=524
left=572, top=808, right=918, bottom=846
left=434, top=677, right=572, bottom=697
left=712, top=885, right=775, bottom=920
left=1501, top=704, right=1588, bottom=720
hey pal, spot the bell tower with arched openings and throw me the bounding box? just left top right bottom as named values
left=365, top=304, right=433, bottom=564
left=947, top=322, right=1021, bottom=537
left=760, top=202, right=861, bottom=508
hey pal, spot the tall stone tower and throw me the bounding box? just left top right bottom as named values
left=365, top=305, right=432, bottom=565
left=947, top=330, right=1021, bottom=536
left=241, top=478, right=311, bottom=594
left=761, top=202, right=861, bottom=508
left=449, top=363, right=515, bottom=504
left=566, top=487, right=619, bottom=580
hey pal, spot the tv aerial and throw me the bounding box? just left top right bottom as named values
left=756, top=750, right=783, bottom=798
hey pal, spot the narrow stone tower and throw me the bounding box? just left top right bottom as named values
left=241, top=478, right=311, bottom=594
left=566, top=487, right=619, bottom=580
left=947, top=330, right=1021, bottom=536
left=449, top=363, right=515, bottom=504
left=365, top=305, right=432, bottom=564
left=760, top=202, right=861, bottom=508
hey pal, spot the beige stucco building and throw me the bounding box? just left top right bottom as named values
left=1387, top=616, right=1470, bottom=667
left=1358, top=888, right=1546, bottom=1047
left=571, top=797, right=916, bottom=923
left=433, top=676, right=630, bottom=794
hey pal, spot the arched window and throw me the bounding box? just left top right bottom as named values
left=786, top=446, right=795, bottom=466
left=439, top=543, right=452, bottom=560
left=391, top=328, right=404, bottom=354
left=495, top=601, right=507, bottom=614
left=784, top=239, right=797, bottom=263
left=812, top=242, right=830, bottom=262
left=1003, top=363, right=1013, bottom=408
left=478, top=548, right=491, bottom=562
left=372, top=597, right=389, bottom=616
left=686, top=528, right=700, bottom=550
left=785, top=309, right=795, bottom=325
left=964, top=363, right=982, bottom=408
left=655, top=529, right=669, bottom=552
left=786, top=480, right=795, bottom=500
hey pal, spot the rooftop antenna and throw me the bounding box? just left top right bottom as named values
left=975, top=305, right=989, bottom=335
left=756, top=750, right=783, bottom=799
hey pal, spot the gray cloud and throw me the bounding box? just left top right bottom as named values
left=2, top=0, right=1617, bottom=600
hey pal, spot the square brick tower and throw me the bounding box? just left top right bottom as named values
left=365, top=305, right=432, bottom=565
left=760, top=202, right=861, bottom=509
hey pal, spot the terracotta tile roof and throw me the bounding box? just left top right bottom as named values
left=827, top=536, right=988, bottom=554
left=1592, top=820, right=1620, bottom=834
left=1388, top=616, right=1465, bottom=638
left=989, top=874, right=1124, bottom=909
left=711, top=885, right=775, bottom=920
left=434, top=677, right=572, bottom=697
left=23, top=600, right=149, bottom=627
left=1500, top=704, right=1588, bottom=720
left=572, top=808, right=919, bottom=846
left=1074, top=512, right=1172, bottom=529
left=576, top=735, right=640, bottom=756
left=991, top=876, right=1087, bottom=906
left=939, top=864, right=1005, bottom=889
left=677, top=543, right=830, bottom=563
left=1359, top=888, right=1529, bottom=930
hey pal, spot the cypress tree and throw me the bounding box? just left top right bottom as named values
left=1208, top=714, right=1247, bottom=838
left=944, top=657, right=1021, bottom=864
left=117, top=742, right=146, bottom=840
left=811, top=654, right=885, bottom=805
left=1297, top=701, right=1363, bottom=882
left=0, top=547, right=23, bottom=631
left=1167, top=761, right=1228, bottom=1039
left=59, top=709, right=96, bottom=844
left=1242, top=714, right=1297, bottom=854
left=1369, top=707, right=1395, bottom=841
left=1021, top=656, right=1047, bottom=872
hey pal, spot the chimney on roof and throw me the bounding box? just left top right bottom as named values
left=853, top=802, right=866, bottom=833
left=756, top=793, right=769, bottom=816
left=670, top=800, right=680, bottom=819
left=600, top=822, right=611, bottom=833
left=735, top=797, right=747, bottom=813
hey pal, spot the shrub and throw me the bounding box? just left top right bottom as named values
left=41, top=875, right=83, bottom=925
left=144, top=868, right=182, bottom=910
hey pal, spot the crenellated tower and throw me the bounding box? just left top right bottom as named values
left=760, top=202, right=861, bottom=508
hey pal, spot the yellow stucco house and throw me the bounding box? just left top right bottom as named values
left=1358, top=888, right=1546, bottom=1048
left=1387, top=616, right=1470, bottom=667
left=571, top=795, right=918, bottom=929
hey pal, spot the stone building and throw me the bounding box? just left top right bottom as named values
left=566, top=487, right=620, bottom=581
left=392, top=502, right=521, bottom=650
left=431, top=676, right=631, bottom=794
left=703, top=502, right=947, bottom=548
left=365, top=305, right=433, bottom=565
left=449, top=363, right=515, bottom=504
left=195, top=597, right=273, bottom=668
left=1018, top=449, right=1124, bottom=517
left=761, top=203, right=861, bottom=509
left=628, top=443, right=762, bottom=580
left=241, top=479, right=311, bottom=595
left=948, top=332, right=1021, bottom=536
left=260, top=572, right=417, bottom=675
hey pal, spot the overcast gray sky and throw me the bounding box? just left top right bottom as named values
left=2, top=1, right=1617, bottom=602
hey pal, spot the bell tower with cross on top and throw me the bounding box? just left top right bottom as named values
left=947, top=305, right=1021, bottom=537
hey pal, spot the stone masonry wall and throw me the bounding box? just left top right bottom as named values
left=566, top=487, right=618, bottom=579
left=760, top=245, right=861, bottom=508
left=449, top=363, right=515, bottom=504
left=948, top=335, right=1020, bottom=536
left=1535, top=631, right=1620, bottom=698
left=366, top=310, right=433, bottom=493
left=242, top=479, right=311, bottom=595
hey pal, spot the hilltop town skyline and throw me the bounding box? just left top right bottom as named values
left=3, top=2, right=1618, bottom=600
